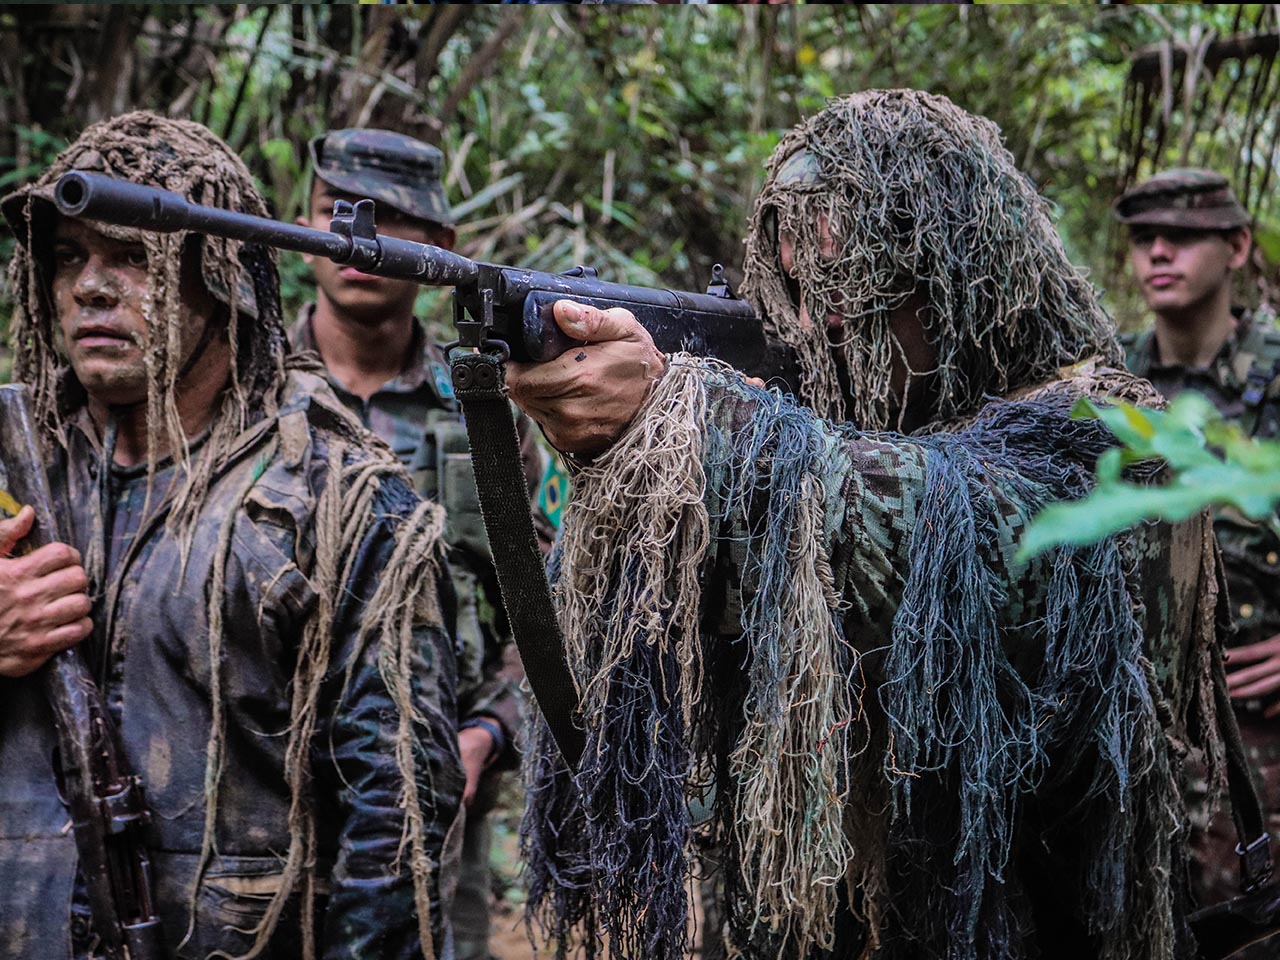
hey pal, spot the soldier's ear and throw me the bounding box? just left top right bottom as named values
left=1227, top=227, right=1252, bottom=271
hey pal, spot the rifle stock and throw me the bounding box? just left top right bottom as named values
left=0, top=386, right=166, bottom=960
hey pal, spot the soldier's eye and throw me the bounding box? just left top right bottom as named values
left=125, top=247, right=148, bottom=269
left=53, top=244, right=83, bottom=267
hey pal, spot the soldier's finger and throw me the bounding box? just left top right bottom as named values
left=0, top=653, right=45, bottom=679
left=1225, top=659, right=1276, bottom=689
left=38, top=617, right=93, bottom=653
left=0, top=506, right=34, bottom=558
left=553, top=300, right=649, bottom=346
left=15, top=541, right=83, bottom=579
left=32, top=592, right=94, bottom=631
left=1227, top=667, right=1280, bottom=699
left=30, top=564, right=90, bottom=603
left=1222, top=633, right=1280, bottom=660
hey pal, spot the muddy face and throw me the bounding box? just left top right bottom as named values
left=52, top=215, right=221, bottom=410
left=52, top=217, right=153, bottom=406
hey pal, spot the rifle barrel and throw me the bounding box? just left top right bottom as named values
left=53, top=171, right=479, bottom=286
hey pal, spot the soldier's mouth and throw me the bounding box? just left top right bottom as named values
left=73, top=323, right=137, bottom=348
left=338, top=266, right=380, bottom=282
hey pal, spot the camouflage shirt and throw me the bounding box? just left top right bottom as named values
left=1123, top=310, right=1280, bottom=650
left=292, top=306, right=549, bottom=760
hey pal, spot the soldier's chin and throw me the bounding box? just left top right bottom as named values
left=73, top=362, right=148, bottom=408
left=1143, top=290, right=1191, bottom=314
left=335, top=287, right=412, bottom=325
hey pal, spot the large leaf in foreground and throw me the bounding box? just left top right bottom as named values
left=1017, top=393, right=1280, bottom=562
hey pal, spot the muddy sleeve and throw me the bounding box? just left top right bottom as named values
left=315, top=493, right=464, bottom=960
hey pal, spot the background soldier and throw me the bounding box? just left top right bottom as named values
left=295, top=128, right=548, bottom=960
left=1115, top=169, right=1280, bottom=906
left=0, top=112, right=461, bottom=959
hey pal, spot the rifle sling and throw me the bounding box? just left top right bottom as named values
left=448, top=349, right=584, bottom=769
left=1210, top=639, right=1274, bottom=891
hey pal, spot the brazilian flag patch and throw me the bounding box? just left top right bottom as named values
left=538, top=454, right=569, bottom=531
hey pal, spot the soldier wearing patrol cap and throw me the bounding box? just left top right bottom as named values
left=1116, top=168, right=1280, bottom=909
left=294, top=128, right=552, bottom=960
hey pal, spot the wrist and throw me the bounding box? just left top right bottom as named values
left=460, top=716, right=505, bottom=764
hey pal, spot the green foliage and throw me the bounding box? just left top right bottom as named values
left=1017, top=393, right=1280, bottom=561
left=0, top=5, right=1274, bottom=360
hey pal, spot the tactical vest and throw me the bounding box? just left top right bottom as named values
left=1119, top=310, right=1280, bottom=437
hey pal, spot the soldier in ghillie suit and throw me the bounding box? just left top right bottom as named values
left=1115, top=169, right=1280, bottom=908
left=506, top=90, right=1227, bottom=960
left=0, top=113, right=462, bottom=959
left=293, top=127, right=549, bottom=960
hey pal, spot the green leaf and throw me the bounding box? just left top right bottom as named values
left=1022, top=390, right=1280, bottom=563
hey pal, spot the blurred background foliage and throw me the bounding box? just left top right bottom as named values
left=1, top=2, right=1278, bottom=382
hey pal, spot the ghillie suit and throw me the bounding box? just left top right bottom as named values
left=0, top=113, right=461, bottom=960
left=521, top=91, right=1225, bottom=960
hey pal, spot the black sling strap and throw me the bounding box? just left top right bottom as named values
left=448, top=344, right=584, bottom=769
left=1189, top=642, right=1280, bottom=960
left=1210, top=642, right=1273, bottom=892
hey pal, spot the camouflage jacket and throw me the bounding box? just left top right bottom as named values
left=0, top=368, right=462, bottom=960
left=292, top=308, right=551, bottom=765
left=1122, top=309, right=1280, bottom=649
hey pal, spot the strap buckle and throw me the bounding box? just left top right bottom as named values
left=1236, top=832, right=1274, bottom=892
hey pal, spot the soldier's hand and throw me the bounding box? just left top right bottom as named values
left=1225, top=633, right=1280, bottom=718
left=0, top=506, right=93, bottom=677
left=507, top=300, right=666, bottom=458
left=457, top=725, right=495, bottom=808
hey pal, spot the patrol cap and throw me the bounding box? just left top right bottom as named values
left=309, top=128, right=453, bottom=228
left=1113, top=168, right=1250, bottom=231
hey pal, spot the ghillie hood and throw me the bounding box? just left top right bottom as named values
left=741, top=89, right=1123, bottom=427
left=3, top=111, right=287, bottom=546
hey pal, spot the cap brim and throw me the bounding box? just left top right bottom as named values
left=1116, top=208, right=1250, bottom=231
left=313, top=169, right=453, bottom=229
left=0, top=182, right=54, bottom=235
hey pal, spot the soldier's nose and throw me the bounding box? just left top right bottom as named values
left=73, top=261, right=123, bottom=308
left=1148, top=236, right=1176, bottom=261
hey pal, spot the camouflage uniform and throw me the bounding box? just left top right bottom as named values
left=522, top=91, right=1231, bottom=960
left=304, top=129, right=554, bottom=960
left=1116, top=168, right=1280, bottom=908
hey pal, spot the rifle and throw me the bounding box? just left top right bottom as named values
left=0, top=386, right=166, bottom=960
left=52, top=170, right=797, bottom=768
left=52, top=170, right=797, bottom=386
